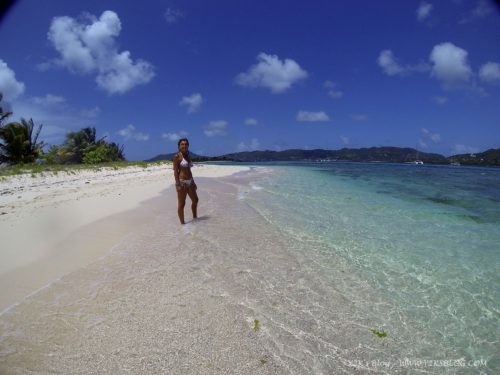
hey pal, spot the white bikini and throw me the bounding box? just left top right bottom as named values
left=179, top=156, right=193, bottom=186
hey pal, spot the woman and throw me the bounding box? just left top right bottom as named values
left=173, top=138, right=198, bottom=224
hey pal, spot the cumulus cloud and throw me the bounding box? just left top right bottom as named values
left=377, top=50, right=429, bottom=76
left=161, top=130, right=188, bottom=142
left=204, top=120, right=227, bottom=137
left=0, top=59, right=25, bottom=100
left=245, top=118, right=259, bottom=126
left=479, top=62, right=500, bottom=84
left=117, top=124, right=149, bottom=141
left=47, top=10, right=155, bottom=94
left=179, top=93, right=203, bottom=113
left=235, top=53, right=308, bottom=93
left=164, top=7, right=184, bottom=24
left=429, top=42, right=472, bottom=88
left=324, top=80, right=343, bottom=98
left=237, top=138, right=260, bottom=152
left=296, top=111, right=330, bottom=122
left=340, top=136, right=350, bottom=145
left=417, top=2, right=433, bottom=22
left=32, top=94, right=66, bottom=106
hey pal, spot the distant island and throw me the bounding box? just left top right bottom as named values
left=147, top=147, right=500, bottom=167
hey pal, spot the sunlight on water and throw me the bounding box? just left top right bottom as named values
left=0, top=164, right=498, bottom=374
left=241, top=163, right=500, bottom=373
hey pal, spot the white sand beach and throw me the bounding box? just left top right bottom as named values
left=0, top=163, right=249, bottom=312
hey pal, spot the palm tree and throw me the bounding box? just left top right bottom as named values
left=105, top=142, right=125, bottom=161
left=0, top=93, right=13, bottom=126
left=0, top=118, right=43, bottom=164
left=62, top=126, right=110, bottom=163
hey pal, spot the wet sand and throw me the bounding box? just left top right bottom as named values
left=0, top=173, right=283, bottom=374
left=0, top=163, right=249, bottom=311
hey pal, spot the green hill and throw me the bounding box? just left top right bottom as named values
left=448, top=148, right=500, bottom=166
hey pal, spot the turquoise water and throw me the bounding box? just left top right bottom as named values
left=233, top=162, right=500, bottom=373
left=1, top=162, right=498, bottom=373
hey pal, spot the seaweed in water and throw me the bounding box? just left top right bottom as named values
left=370, top=328, right=387, bottom=338
left=253, top=319, right=260, bottom=331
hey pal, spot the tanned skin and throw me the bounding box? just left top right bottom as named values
left=173, top=139, right=198, bottom=224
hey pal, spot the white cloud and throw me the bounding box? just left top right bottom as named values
left=431, top=134, right=441, bottom=142
left=417, top=2, right=433, bottom=22
left=204, top=120, right=227, bottom=137
left=429, top=42, right=472, bottom=88
left=432, top=95, right=448, bottom=104
left=47, top=10, right=155, bottom=94
left=324, top=80, right=343, bottom=98
left=117, top=124, right=149, bottom=141
left=479, top=62, right=500, bottom=84
left=340, top=136, right=350, bottom=145
left=244, top=117, right=259, bottom=126
left=235, top=53, right=308, bottom=93
left=237, top=138, right=260, bottom=152
left=164, top=7, right=184, bottom=24
left=421, top=127, right=441, bottom=143
left=377, top=50, right=429, bottom=76
left=179, top=93, right=203, bottom=113
left=0, top=59, right=25, bottom=101
left=350, top=113, right=368, bottom=121
left=378, top=50, right=405, bottom=76
left=32, top=94, right=66, bottom=106
left=161, top=131, right=188, bottom=141
left=296, top=111, right=330, bottom=122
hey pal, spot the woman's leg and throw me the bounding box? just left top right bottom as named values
left=187, top=186, right=199, bottom=219
left=177, top=187, right=188, bottom=224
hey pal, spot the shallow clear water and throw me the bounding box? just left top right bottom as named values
left=234, top=162, right=500, bottom=373
left=1, top=163, right=498, bottom=374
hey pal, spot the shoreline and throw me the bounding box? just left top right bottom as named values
left=0, top=170, right=285, bottom=374
left=0, top=163, right=250, bottom=312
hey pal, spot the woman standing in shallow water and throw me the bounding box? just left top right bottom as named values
left=173, top=138, right=198, bottom=224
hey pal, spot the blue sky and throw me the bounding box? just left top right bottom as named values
left=0, top=0, right=499, bottom=160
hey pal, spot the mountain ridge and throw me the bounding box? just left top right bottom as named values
left=146, top=147, right=500, bottom=166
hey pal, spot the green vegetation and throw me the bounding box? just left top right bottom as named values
left=370, top=328, right=388, bottom=338
left=0, top=94, right=44, bottom=165
left=41, top=127, right=125, bottom=165
left=253, top=319, right=260, bottom=332
left=0, top=160, right=171, bottom=177
left=0, top=92, right=125, bottom=167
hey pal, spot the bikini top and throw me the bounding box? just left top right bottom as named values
left=179, top=155, right=192, bottom=168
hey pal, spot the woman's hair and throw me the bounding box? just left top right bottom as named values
left=178, top=138, right=189, bottom=148
left=177, top=138, right=190, bottom=160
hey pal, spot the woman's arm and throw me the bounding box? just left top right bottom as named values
left=173, top=156, right=181, bottom=190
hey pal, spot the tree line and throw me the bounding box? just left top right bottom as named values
left=0, top=94, right=125, bottom=165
